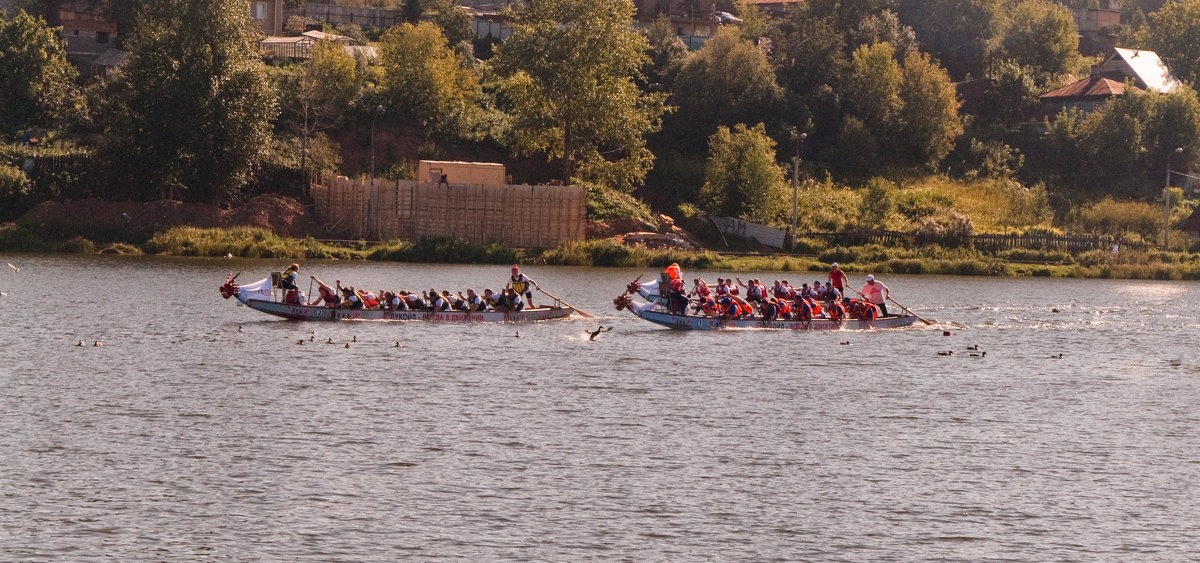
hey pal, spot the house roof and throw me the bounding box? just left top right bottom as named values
left=1039, top=75, right=1129, bottom=100
left=1106, top=47, right=1180, bottom=93
left=301, top=30, right=351, bottom=42
left=93, top=48, right=127, bottom=67
left=738, top=0, right=805, bottom=7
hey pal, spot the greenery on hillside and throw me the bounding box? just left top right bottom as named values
left=7, top=0, right=1200, bottom=275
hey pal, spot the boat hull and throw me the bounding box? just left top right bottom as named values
left=242, top=299, right=574, bottom=322
left=630, top=308, right=917, bottom=331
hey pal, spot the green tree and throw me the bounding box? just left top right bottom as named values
left=896, top=49, right=963, bottom=167
left=671, top=27, right=783, bottom=138
left=0, top=11, right=78, bottom=135
left=845, top=42, right=902, bottom=132
left=1150, top=0, right=1200, bottom=86
left=896, top=0, right=1002, bottom=80
left=994, top=0, right=1083, bottom=78
left=1074, top=86, right=1200, bottom=195
left=858, top=176, right=896, bottom=228
left=427, top=0, right=474, bottom=51
left=279, top=40, right=361, bottom=187
left=767, top=11, right=848, bottom=150
left=378, top=22, right=481, bottom=134
left=492, top=0, right=668, bottom=189
left=699, top=123, right=788, bottom=222
left=643, top=14, right=688, bottom=89
left=100, top=0, right=276, bottom=203
left=851, top=9, right=919, bottom=60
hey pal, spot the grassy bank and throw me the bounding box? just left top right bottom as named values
left=4, top=224, right=1200, bottom=279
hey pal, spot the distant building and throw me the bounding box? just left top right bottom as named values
left=1072, top=7, right=1122, bottom=55
left=0, top=0, right=18, bottom=17
left=57, top=1, right=124, bottom=77
left=1037, top=47, right=1180, bottom=120
left=259, top=30, right=376, bottom=61
left=250, top=0, right=284, bottom=36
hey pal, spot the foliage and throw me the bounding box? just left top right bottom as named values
left=1072, top=86, right=1200, bottom=195
left=492, top=0, right=668, bottom=190
left=642, top=15, right=688, bottom=88
left=961, top=138, right=1025, bottom=179
left=0, top=165, right=33, bottom=221
left=378, top=22, right=482, bottom=136
left=858, top=177, right=896, bottom=228
left=767, top=11, right=847, bottom=146
left=279, top=40, right=361, bottom=181
left=585, top=184, right=658, bottom=224
left=98, top=0, right=276, bottom=204
left=851, top=10, right=918, bottom=60
left=426, top=0, right=474, bottom=51
left=671, top=27, right=783, bottom=138
left=367, top=237, right=520, bottom=263
left=1150, top=0, right=1200, bottom=86
left=842, top=42, right=962, bottom=169
left=1076, top=197, right=1161, bottom=240
left=145, top=227, right=361, bottom=259
left=699, top=123, right=788, bottom=223
left=0, top=10, right=78, bottom=135
left=912, top=211, right=975, bottom=247
left=896, top=0, right=1002, bottom=80
left=994, top=0, right=1083, bottom=78
left=982, top=60, right=1044, bottom=126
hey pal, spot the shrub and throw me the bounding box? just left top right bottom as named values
left=913, top=212, right=974, bottom=247
left=58, top=236, right=96, bottom=254
left=0, top=164, right=32, bottom=221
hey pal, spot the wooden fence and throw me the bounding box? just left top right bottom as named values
left=285, top=3, right=401, bottom=28
left=312, top=176, right=586, bottom=247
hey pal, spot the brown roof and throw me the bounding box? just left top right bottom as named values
left=1039, top=75, right=1129, bottom=100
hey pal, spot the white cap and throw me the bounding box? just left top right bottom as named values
left=832, top=262, right=838, bottom=268
left=866, top=274, right=874, bottom=281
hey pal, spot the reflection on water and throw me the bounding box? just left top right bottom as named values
left=1, top=255, right=1199, bottom=560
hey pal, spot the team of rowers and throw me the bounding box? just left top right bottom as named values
left=278, top=263, right=543, bottom=313
left=659, top=263, right=893, bottom=322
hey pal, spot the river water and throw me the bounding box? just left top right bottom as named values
left=1, top=254, right=1198, bottom=561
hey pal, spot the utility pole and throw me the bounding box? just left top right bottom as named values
left=1166, top=146, right=1182, bottom=249
left=787, top=130, right=806, bottom=252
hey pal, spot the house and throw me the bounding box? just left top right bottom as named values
left=0, top=0, right=17, bottom=16
left=250, top=0, right=284, bottom=36
left=1072, top=7, right=1121, bottom=55
left=1037, top=47, right=1180, bottom=120
left=56, top=1, right=123, bottom=77
left=259, top=30, right=375, bottom=61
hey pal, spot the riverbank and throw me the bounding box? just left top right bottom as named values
left=3, top=222, right=1198, bottom=280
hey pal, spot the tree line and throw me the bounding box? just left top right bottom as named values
left=5, top=0, right=1200, bottom=230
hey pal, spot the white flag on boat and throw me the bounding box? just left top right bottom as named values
left=237, top=277, right=273, bottom=303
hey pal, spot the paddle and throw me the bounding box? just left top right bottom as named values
left=535, top=285, right=593, bottom=318
left=887, top=296, right=934, bottom=326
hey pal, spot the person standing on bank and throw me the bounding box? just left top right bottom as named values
left=860, top=274, right=890, bottom=317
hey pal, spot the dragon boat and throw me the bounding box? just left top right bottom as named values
left=220, top=272, right=574, bottom=322
left=614, top=275, right=918, bottom=331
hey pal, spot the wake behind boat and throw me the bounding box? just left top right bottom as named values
left=220, top=270, right=574, bottom=323
left=615, top=268, right=919, bottom=331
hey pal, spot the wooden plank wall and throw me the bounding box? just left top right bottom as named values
left=313, top=177, right=586, bottom=247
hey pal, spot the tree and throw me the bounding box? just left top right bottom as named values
left=896, top=0, right=1002, bottom=80
left=699, top=123, right=788, bottom=222
left=851, top=10, right=919, bottom=60
left=427, top=0, right=474, bottom=52
left=99, top=0, right=276, bottom=203
left=896, top=50, right=963, bottom=167
left=1150, top=0, right=1200, bottom=86
left=768, top=12, right=848, bottom=151
left=378, top=22, right=481, bottom=135
left=1072, top=86, right=1200, bottom=195
left=492, top=0, right=668, bottom=190
left=843, top=42, right=962, bottom=169
left=671, top=27, right=783, bottom=138
left=994, top=0, right=1083, bottom=78
left=0, top=11, right=78, bottom=135
left=279, top=40, right=361, bottom=187
left=642, top=14, right=688, bottom=89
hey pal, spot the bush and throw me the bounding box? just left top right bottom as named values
left=1077, top=197, right=1159, bottom=240
left=0, top=164, right=32, bottom=221
left=368, top=237, right=520, bottom=264
left=57, top=236, right=96, bottom=254
left=913, top=212, right=974, bottom=247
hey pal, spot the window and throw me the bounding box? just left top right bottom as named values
left=256, top=2, right=266, bottom=20
left=97, top=31, right=110, bottom=44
